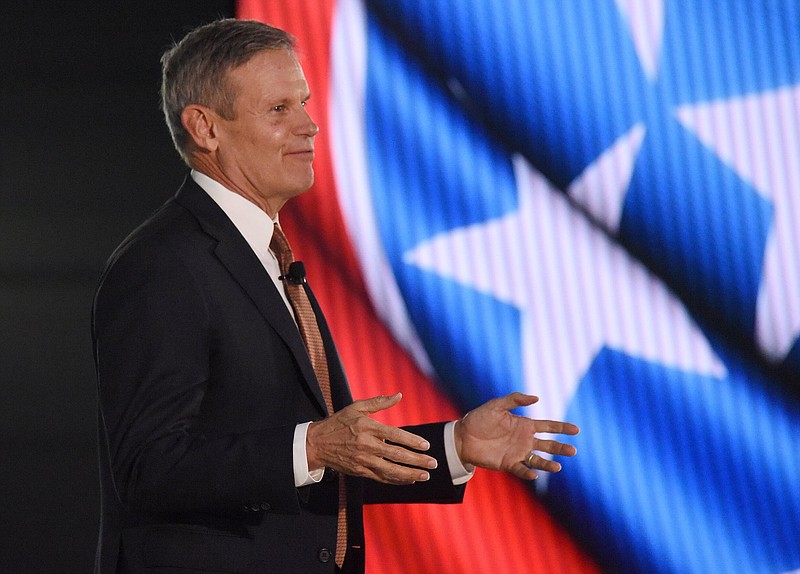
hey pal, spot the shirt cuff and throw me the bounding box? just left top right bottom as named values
left=444, top=420, right=475, bottom=485
left=293, top=422, right=325, bottom=488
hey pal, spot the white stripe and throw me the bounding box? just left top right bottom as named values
left=330, top=0, right=435, bottom=375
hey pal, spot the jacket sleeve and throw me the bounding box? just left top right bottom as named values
left=93, top=238, right=300, bottom=516
left=362, top=422, right=467, bottom=505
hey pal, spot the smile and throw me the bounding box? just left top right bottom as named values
left=286, top=149, right=314, bottom=159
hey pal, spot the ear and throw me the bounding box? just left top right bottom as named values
left=181, top=104, right=220, bottom=152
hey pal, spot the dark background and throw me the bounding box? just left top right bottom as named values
left=1, top=2, right=234, bottom=571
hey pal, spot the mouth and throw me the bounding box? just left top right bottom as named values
left=285, top=149, right=315, bottom=160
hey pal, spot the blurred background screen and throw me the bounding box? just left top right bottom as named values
left=2, top=1, right=798, bottom=572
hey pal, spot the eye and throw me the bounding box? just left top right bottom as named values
left=273, top=104, right=286, bottom=112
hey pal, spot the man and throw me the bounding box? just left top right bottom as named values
left=92, top=18, right=579, bottom=574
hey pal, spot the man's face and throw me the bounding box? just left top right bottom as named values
left=214, top=49, right=318, bottom=211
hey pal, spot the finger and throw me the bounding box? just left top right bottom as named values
left=524, top=452, right=564, bottom=473
left=347, top=414, right=433, bottom=455
left=351, top=422, right=437, bottom=469
left=531, top=420, right=580, bottom=436
left=493, top=392, right=539, bottom=411
left=511, top=461, right=539, bottom=481
left=532, top=438, right=578, bottom=457
left=380, top=442, right=439, bottom=470
left=380, top=424, right=432, bottom=452
left=369, top=457, right=432, bottom=485
left=330, top=435, right=431, bottom=485
left=352, top=392, right=403, bottom=415
left=352, top=463, right=419, bottom=486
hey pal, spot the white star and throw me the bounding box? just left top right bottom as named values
left=569, top=0, right=800, bottom=364
left=615, top=0, right=666, bottom=80
left=404, top=155, right=726, bottom=430
left=675, top=85, right=800, bottom=361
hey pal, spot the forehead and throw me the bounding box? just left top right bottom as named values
left=228, top=49, right=308, bottom=99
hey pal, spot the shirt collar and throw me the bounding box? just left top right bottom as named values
left=190, top=170, right=278, bottom=251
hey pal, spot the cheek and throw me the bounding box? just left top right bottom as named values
left=256, top=121, right=285, bottom=144
left=255, top=133, right=285, bottom=159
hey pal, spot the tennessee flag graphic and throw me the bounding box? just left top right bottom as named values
left=238, top=1, right=800, bottom=573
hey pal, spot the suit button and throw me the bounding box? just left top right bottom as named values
left=260, top=502, right=271, bottom=511
left=318, top=548, right=332, bottom=563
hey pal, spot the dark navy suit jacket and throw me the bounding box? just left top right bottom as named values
left=92, top=177, right=465, bottom=573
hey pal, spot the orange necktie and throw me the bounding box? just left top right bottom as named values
left=270, top=223, right=348, bottom=568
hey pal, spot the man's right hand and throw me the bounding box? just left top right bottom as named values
left=305, top=393, right=438, bottom=485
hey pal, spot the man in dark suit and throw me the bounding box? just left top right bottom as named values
left=92, top=19, right=579, bottom=573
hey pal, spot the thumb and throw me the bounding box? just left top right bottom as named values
left=493, top=392, right=539, bottom=411
left=354, top=392, right=403, bottom=415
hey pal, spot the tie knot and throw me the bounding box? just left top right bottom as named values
left=270, top=223, right=294, bottom=275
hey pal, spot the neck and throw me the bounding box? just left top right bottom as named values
left=190, top=155, right=284, bottom=218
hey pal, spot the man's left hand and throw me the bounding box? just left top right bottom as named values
left=454, top=392, right=579, bottom=480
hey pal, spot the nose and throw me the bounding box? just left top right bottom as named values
left=298, top=107, right=319, bottom=138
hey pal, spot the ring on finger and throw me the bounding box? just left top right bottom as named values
left=524, top=451, right=535, bottom=467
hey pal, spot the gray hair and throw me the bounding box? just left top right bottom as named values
left=160, top=18, right=296, bottom=164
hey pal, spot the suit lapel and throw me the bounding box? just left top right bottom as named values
left=174, top=176, right=328, bottom=416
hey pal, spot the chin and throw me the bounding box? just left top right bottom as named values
left=287, top=181, right=314, bottom=199
left=296, top=173, right=315, bottom=194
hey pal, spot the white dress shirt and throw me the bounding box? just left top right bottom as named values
left=192, top=170, right=474, bottom=487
